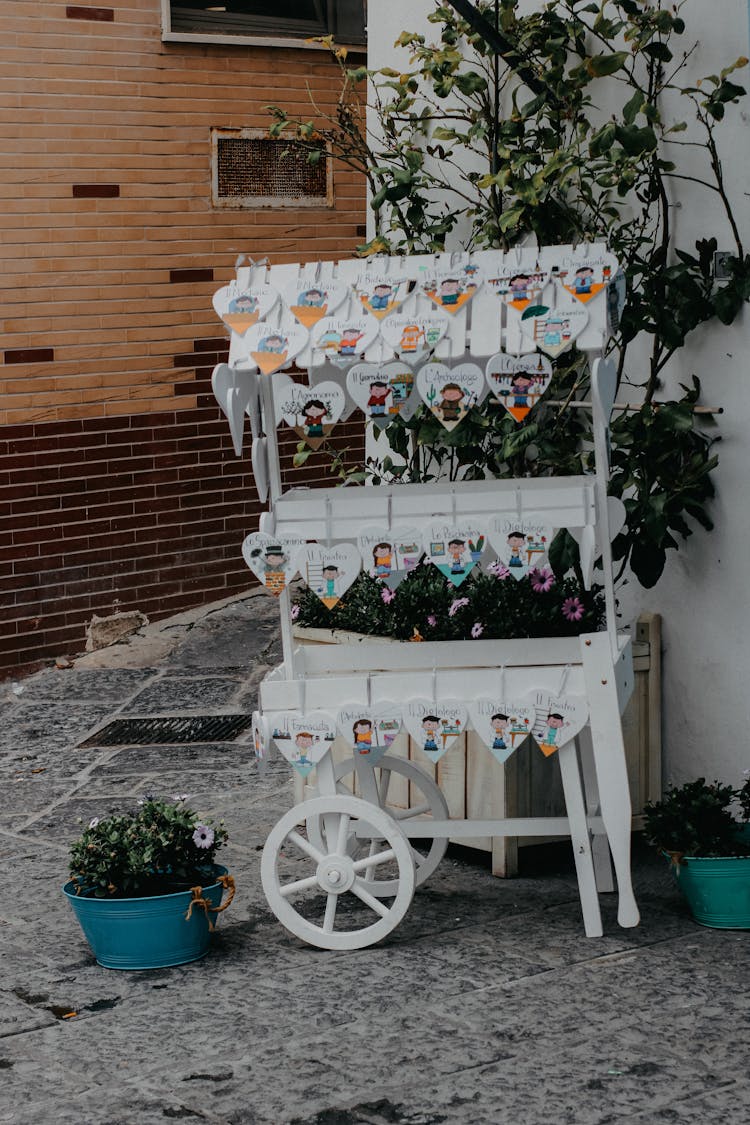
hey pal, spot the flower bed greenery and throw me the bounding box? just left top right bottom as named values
left=68, top=796, right=228, bottom=899
left=293, top=563, right=604, bottom=642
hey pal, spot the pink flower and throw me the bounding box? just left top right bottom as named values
left=381, top=586, right=395, bottom=604
left=471, top=622, right=484, bottom=639
left=562, top=596, right=585, bottom=622
left=530, top=567, right=555, bottom=594
left=488, top=560, right=511, bottom=579
left=427, top=614, right=437, bottom=627
left=448, top=597, right=470, bottom=617
left=290, top=604, right=300, bottom=622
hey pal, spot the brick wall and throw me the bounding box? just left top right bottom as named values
left=0, top=3, right=366, bottom=672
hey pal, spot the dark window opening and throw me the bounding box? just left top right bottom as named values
left=168, top=1, right=366, bottom=45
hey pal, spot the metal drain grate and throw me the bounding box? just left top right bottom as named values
left=79, top=715, right=253, bottom=748
left=211, top=128, right=332, bottom=209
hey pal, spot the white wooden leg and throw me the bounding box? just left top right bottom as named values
left=581, top=634, right=640, bottom=929
left=557, top=740, right=603, bottom=938
left=576, top=728, right=615, bottom=893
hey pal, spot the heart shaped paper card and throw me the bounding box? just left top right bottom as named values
left=270, top=710, right=337, bottom=778
left=337, top=704, right=403, bottom=766
left=424, top=523, right=487, bottom=587
left=211, top=363, right=255, bottom=456
left=488, top=517, right=555, bottom=581
left=346, top=362, right=416, bottom=428
left=278, top=381, right=346, bottom=451
left=380, top=315, right=448, bottom=362
left=212, top=284, right=279, bottom=336
left=468, top=699, right=536, bottom=765
left=559, top=252, right=618, bottom=304
left=353, top=274, right=416, bottom=320
left=298, top=543, right=361, bottom=610
left=310, top=316, right=379, bottom=366
left=485, top=353, right=552, bottom=422
left=240, top=322, right=309, bottom=375
left=241, top=531, right=305, bottom=597
left=422, top=265, right=483, bottom=315
left=529, top=691, right=589, bottom=757
left=403, top=699, right=468, bottom=764
left=285, top=280, right=349, bottom=329
left=358, top=525, right=423, bottom=589
left=520, top=305, right=588, bottom=359
left=487, top=266, right=548, bottom=312
left=417, top=362, right=485, bottom=431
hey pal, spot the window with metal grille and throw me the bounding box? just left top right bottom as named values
left=211, top=129, right=333, bottom=209
left=163, top=0, right=366, bottom=47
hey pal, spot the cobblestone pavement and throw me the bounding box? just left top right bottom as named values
left=1, top=592, right=747, bottom=1124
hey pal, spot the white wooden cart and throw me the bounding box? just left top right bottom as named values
left=217, top=247, right=641, bottom=950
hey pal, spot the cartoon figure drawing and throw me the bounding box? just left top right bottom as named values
left=352, top=719, right=373, bottom=754
left=539, top=712, right=568, bottom=756
left=447, top=538, right=467, bottom=576
left=421, top=715, right=441, bottom=755
left=299, top=288, right=325, bottom=307
left=508, top=373, right=534, bottom=408
left=293, top=731, right=315, bottom=769
left=573, top=267, right=594, bottom=295
left=368, top=283, right=393, bottom=312
left=490, top=713, right=509, bottom=751
left=400, top=324, right=423, bottom=353
left=259, top=333, right=286, bottom=354
left=303, top=400, right=327, bottom=439
left=317, top=330, right=342, bottom=352
left=543, top=318, right=564, bottom=347
left=339, top=327, right=365, bottom=356
left=250, top=544, right=288, bottom=596
left=509, top=274, right=530, bottom=302
left=367, top=381, right=390, bottom=417
left=228, top=294, right=258, bottom=315
left=371, top=542, right=393, bottom=579
left=438, top=383, right=466, bottom=424
left=506, top=531, right=526, bottom=569
left=438, top=278, right=461, bottom=307
left=320, top=564, right=340, bottom=606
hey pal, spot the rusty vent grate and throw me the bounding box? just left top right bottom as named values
left=79, top=715, right=253, bottom=747
left=212, top=131, right=331, bottom=209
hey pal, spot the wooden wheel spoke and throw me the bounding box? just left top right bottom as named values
left=323, top=892, right=338, bottom=933
left=377, top=768, right=393, bottom=806
left=335, top=813, right=350, bottom=856
left=392, top=802, right=431, bottom=820
left=351, top=848, right=396, bottom=873
left=279, top=873, right=320, bottom=898
left=350, top=879, right=390, bottom=918
left=287, top=829, right=324, bottom=864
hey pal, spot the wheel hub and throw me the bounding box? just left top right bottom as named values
left=316, top=855, right=355, bottom=893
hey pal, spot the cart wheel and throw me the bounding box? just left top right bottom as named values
left=308, top=755, right=449, bottom=896
left=261, top=795, right=415, bottom=951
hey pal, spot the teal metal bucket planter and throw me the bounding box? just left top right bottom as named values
left=63, top=866, right=233, bottom=970
left=674, top=856, right=750, bottom=930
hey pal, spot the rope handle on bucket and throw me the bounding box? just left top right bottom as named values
left=184, top=874, right=236, bottom=930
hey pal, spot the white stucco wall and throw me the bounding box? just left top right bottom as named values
left=367, top=0, right=750, bottom=788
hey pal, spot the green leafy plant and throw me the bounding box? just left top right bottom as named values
left=642, top=778, right=750, bottom=862
left=293, top=563, right=604, bottom=642
left=269, top=1, right=748, bottom=589
left=68, top=796, right=228, bottom=899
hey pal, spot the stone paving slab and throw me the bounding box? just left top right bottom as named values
left=0, top=592, right=748, bottom=1124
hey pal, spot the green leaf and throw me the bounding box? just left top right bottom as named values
left=587, top=51, right=628, bottom=77
left=623, top=89, right=644, bottom=125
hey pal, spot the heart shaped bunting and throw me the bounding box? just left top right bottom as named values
left=211, top=363, right=255, bottom=456
left=310, top=316, right=379, bottom=366
left=380, top=315, right=449, bottom=362
left=346, top=362, right=416, bottom=428
left=270, top=710, right=338, bottom=778
left=298, top=543, right=361, bottom=610
left=241, top=531, right=305, bottom=597
left=558, top=252, right=618, bottom=304
left=403, top=699, right=468, bottom=764
left=417, top=362, right=485, bottom=431
left=352, top=274, right=415, bottom=320
left=487, top=266, right=548, bottom=312
left=487, top=517, right=555, bottom=581
left=468, top=698, right=536, bottom=764
left=422, top=265, right=483, bottom=315
left=336, top=704, right=403, bottom=766
left=278, top=381, right=346, bottom=451
left=424, top=523, right=486, bottom=587
left=240, top=322, right=309, bottom=375
left=529, top=691, right=589, bottom=757
left=357, top=526, right=423, bottom=589
left=213, top=284, right=279, bottom=336
left=485, top=353, right=552, bottom=422
left=520, top=305, right=588, bottom=359
left=285, top=279, right=349, bottom=329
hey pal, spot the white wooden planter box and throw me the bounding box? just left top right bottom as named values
left=291, top=612, right=661, bottom=876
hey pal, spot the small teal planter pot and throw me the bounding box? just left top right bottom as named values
left=63, top=866, right=232, bottom=970
left=673, top=855, right=750, bottom=930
